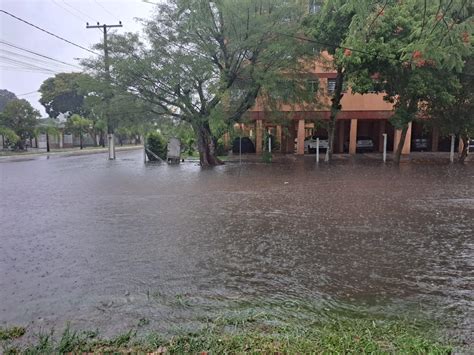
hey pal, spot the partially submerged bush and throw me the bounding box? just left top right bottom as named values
left=146, top=131, right=167, bottom=161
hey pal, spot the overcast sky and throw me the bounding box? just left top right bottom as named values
left=0, top=0, right=155, bottom=116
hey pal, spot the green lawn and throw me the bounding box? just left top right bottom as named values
left=1, top=305, right=452, bottom=354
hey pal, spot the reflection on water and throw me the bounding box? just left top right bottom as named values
left=0, top=151, right=473, bottom=342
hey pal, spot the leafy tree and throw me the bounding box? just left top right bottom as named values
left=115, top=126, right=131, bottom=146
left=90, top=0, right=308, bottom=166
left=343, top=0, right=472, bottom=163
left=305, top=0, right=355, bottom=161
left=79, top=75, right=157, bottom=146
left=428, top=58, right=474, bottom=162
left=0, top=99, right=39, bottom=150
left=39, top=73, right=91, bottom=118
left=66, top=114, right=93, bottom=150
left=0, top=89, right=17, bottom=112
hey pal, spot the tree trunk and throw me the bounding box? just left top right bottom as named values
left=100, top=132, right=105, bottom=147
left=459, top=135, right=468, bottom=163
left=196, top=122, right=223, bottom=167
left=80, top=133, right=83, bottom=150
left=46, top=132, right=50, bottom=152
left=326, top=67, right=344, bottom=162
left=394, top=125, right=408, bottom=164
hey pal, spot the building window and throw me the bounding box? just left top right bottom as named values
left=309, top=0, right=321, bottom=14
left=307, top=79, right=319, bottom=94
left=327, top=78, right=336, bottom=94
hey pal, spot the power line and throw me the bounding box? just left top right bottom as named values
left=0, top=40, right=81, bottom=69
left=0, top=66, right=58, bottom=75
left=50, top=0, right=87, bottom=24
left=0, top=49, right=75, bottom=71
left=93, top=0, right=120, bottom=21
left=62, top=0, right=99, bottom=24
left=0, top=9, right=99, bottom=55
left=17, top=90, right=39, bottom=96
left=49, top=0, right=102, bottom=34
left=0, top=55, right=60, bottom=73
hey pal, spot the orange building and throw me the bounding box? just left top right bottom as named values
left=236, top=52, right=428, bottom=156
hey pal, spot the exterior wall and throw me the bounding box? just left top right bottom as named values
left=248, top=51, right=394, bottom=122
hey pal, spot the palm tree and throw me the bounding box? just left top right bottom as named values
left=36, top=118, right=60, bottom=152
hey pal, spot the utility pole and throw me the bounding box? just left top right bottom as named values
left=86, top=21, right=122, bottom=160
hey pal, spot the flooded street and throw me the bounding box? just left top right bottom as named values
left=1, top=150, right=473, bottom=344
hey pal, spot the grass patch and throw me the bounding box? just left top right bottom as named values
left=0, top=326, right=26, bottom=341
left=2, top=314, right=451, bottom=354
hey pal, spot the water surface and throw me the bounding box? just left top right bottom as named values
left=1, top=151, right=473, bottom=343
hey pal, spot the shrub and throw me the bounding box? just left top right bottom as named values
left=146, top=131, right=167, bottom=161
left=215, top=140, right=228, bottom=156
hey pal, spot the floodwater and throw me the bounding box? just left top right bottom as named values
left=1, top=150, right=473, bottom=344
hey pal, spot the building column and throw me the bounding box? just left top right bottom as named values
left=431, top=126, right=439, bottom=152
left=296, top=119, right=305, bottom=155
left=458, top=137, right=464, bottom=155
left=349, top=118, right=358, bottom=155
left=276, top=125, right=282, bottom=152
left=338, top=121, right=345, bottom=153
left=378, top=120, right=386, bottom=153
left=256, top=119, right=263, bottom=154
left=394, top=122, right=412, bottom=154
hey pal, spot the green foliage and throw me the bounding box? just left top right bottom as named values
left=428, top=58, right=474, bottom=138
left=0, top=126, right=19, bottom=146
left=39, top=72, right=90, bottom=118
left=35, top=118, right=60, bottom=137
left=215, top=140, right=228, bottom=156
left=0, top=99, right=40, bottom=149
left=342, top=0, right=472, bottom=160
left=344, top=0, right=472, bottom=112
left=0, top=89, right=17, bottom=112
left=65, top=114, right=92, bottom=136
left=154, top=119, right=196, bottom=155
left=146, top=131, right=167, bottom=161
left=305, top=0, right=354, bottom=57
